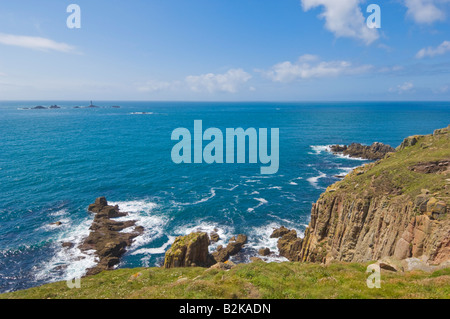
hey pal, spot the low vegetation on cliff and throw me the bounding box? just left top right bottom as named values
left=1, top=262, right=449, bottom=299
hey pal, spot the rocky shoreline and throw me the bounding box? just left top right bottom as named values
left=72, top=127, right=448, bottom=277
left=330, top=142, right=395, bottom=160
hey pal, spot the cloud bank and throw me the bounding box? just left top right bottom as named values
left=185, top=69, right=251, bottom=93
left=263, top=54, right=373, bottom=82
left=0, top=33, right=75, bottom=53
left=416, top=40, right=450, bottom=58
left=301, top=0, right=379, bottom=44
left=404, top=0, right=450, bottom=24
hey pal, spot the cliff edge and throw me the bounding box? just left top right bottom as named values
left=298, top=126, right=450, bottom=267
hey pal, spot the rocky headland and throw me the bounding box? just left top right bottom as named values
left=272, top=126, right=450, bottom=271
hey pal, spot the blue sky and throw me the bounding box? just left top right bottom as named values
left=0, top=0, right=449, bottom=101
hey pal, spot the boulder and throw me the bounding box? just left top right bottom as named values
left=211, top=234, right=247, bottom=263
left=258, top=248, right=271, bottom=256
left=50, top=221, right=62, bottom=226
left=277, top=229, right=303, bottom=261
left=270, top=226, right=290, bottom=238
left=210, top=232, right=220, bottom=243
left=62, top=242, right=74, bottom=249
left=397, top=135, right=423, bottom=151
left=209, top=262, right=235, bottom=271
left=330, top=145, right=347, bottom=153
left=250, top=257, right=263, bottom=263
left=164, top=232, right=212, bottom=268
left=88, top=197, right=127, bottom=218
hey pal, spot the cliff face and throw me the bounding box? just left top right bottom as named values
left=299, top=126, right=450, bottom=266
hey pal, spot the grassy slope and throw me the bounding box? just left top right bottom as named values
left=1, top=262, right=449, bottom=299
left=327, top=130, right=450, bottom=202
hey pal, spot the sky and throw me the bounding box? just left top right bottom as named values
left=0, top=0, right=449, bottom=101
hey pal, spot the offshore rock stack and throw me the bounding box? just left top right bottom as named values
left=79, top=197, right=144, bottom=276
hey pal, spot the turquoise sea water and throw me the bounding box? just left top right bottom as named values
left=0, top=101, right=449, bottom=293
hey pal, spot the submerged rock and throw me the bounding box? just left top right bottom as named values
left=50, top=221, right=62, bottom=226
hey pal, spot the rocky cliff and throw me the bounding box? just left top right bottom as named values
left=298, top=126, right=450, bottom=267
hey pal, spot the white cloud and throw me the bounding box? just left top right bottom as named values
left=137, top=80, right=174, bottom=92
left=301, top=0, right=379, bottom=44
left=263, top=54, right=373, bottom=82
left=416, top=40, right=450, bottom=58
left=0, top=33, right=76, bottom=53
left=404, top=0, right=449, bottom=24
left=185, top=69, right=251, bottom=93
left=389, top=81, right=415, bottom=94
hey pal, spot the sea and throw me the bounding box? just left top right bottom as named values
left=0, top=101, right=449, bottom=293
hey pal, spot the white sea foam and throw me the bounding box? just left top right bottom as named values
left=245, top=223, right=305, bottom=263
left=307, top=171, right=327, bottom=189
left=310, top=145, right=332, bottom=155
left=335, top=153, right=367, bottom=161
left=36, top=199, right=163, bottom=282
left=109, top=200, right=167, bottom=253
left=247, top=198, right=268, bottom=212
left=35, top=217, right=97, bottom=282
left=338, top=166, right=359, bottom=176
left=173, top=188, right=217, bottom=206
left=131, top=236, right=176, bottom=256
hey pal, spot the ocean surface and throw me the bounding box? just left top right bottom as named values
left=0, top=101, right=449, bottom=293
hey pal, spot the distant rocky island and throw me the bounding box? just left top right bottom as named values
left=21, top=102, right=121, bottom=110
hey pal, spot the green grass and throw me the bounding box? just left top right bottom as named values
left=1, top=262, right=449, bottom=299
